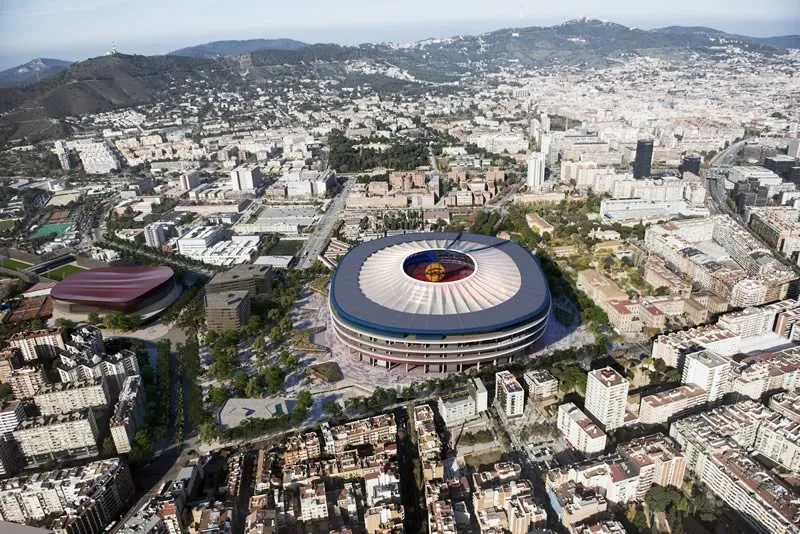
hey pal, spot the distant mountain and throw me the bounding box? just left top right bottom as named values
left=0, top=58, right=73, bottom=87
left=653, top=25, right=800, bottom=49
left=169, top=38, right=308, bottom=58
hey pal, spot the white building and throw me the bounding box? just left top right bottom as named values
left=110, top=375, right=146, bottom=454
left=495, top=371, right=525, bottom=417
left=682, top=350, right=730, bottom=403
left=179, top=170, right=201, bottom=191
left=754, top=413, right=800, bottom=472
left=74, top=141, right=121, bottom=174
left=0, top=401, right=24, bottom=437
left=526, top=152, right=546, bottom=191
left=523, top=369, right=559, bottom=402
left=437, top=377, right=488, bottom=427
left=557, top=403, right=607, bottom=454
left=638, top=384, right=708, bottom=425
left=585, top=367, right=629, bottom=431
left=144, top=223, right=166, bottom=249
left=9, top=328, right=66, bottom=362
left=299, top=483, right=328, bottom=521
left=57, top=349, right=139, bottom=397
left=230, top=165, right=263, bottom=191
left=176, top=225, right=227, bottom=255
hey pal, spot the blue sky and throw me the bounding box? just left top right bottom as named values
left=1, top=0, right=798, bottom=69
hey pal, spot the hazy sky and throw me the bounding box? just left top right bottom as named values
left=1, top=0, right=798, bottom=69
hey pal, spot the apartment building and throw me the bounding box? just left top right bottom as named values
left=617, top=434, right=687, bottom=500
left=754, top=413, right=800, bottom=472
left=729, top=347, right=800, bottom=400
left=557, top=403, right=607, bottom=454
left=205, top=290, right=251, bottom=331
left=34, top=377, right=111, bottom=416
left=0, top=401, right=24, bottom=437
left=0, top=437, right=21, bottom=477
left=12, top=408, right=100, bottom=465
left=58, top=348, right=139, bottom=396
left=682, top=350, right=730, bottom=403
left=299, top=483, right=328, bottom=522
left=547, top=457, right=639, bottom=504
left=495, top=371, right=525, bottom=417
left=176, top=226, right=226, bottom=256
left=638, top=384, right=708, bottom=425
left=283, top=432, right=322, bottom=466
left=365, top=503, right=404, bottom=534
left=325, top=414, right=397, bottom=455
left=437, top=377, right=487, bottom=426
left=523, top=369, right=559, bottom=402
left=717, top=299, right=800, bottom=337
left=769, top=390, right=800, bottom=422
left=0, top=458, right=135, bottom=530
left=0, top=349, right=46, bottom=399
left=651, top=325, right=740, bottom=368
left=110, top=376, right=146, bottom=454
left=699, top=450, right=799, bottom=534
left=9, top=327, right=66, bottom=361
left=585, top=367, right=629, bottom=431
left=144, top=223, right=167, bottom=248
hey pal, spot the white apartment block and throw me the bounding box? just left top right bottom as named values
left=716, top=299, right=800, bottom=337
left=180, top=170, right=201, bottom=191
left=526, top=152, right=545, bottom=190
left=523, top=369, right=559, bottom=402
left=437, top=377, right=487, bottom=427
left=769, top=390, right=800, bottom=423
left=754, top=413, right=800, bottom=472
left=730, top=346, right=800, bottom=400
left=557, top=403, right=607, bottom=454
left=652, top=325, right=740, bottom=368
left=110, top=376, right=145, bottom=454
left=9, top=328, right=67, bottom=361
left=495, top=371, right=525, bottom=417
left=681, top=350, right=730, bottom=403
left=34, top=377, right=111, bottom=416
left=176, top=225, right=226, bottom=255
left=0, top=401, right=24, bottom=437
left=638, top=384, right=708, bottom=425
left=12, top=408, right=100, bottom=465
left=585, top=367, right=629, bottom=431
left=299, top=483, right=328, bottom=521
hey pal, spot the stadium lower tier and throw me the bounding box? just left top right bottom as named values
left=330, top=301, right=550, bottom=373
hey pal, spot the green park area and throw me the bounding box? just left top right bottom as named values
left=0, top=258, right=31, bottom=270
left=43, top=264, right=86, bottom=281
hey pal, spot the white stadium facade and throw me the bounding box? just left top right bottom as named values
left=329, top=232, right=551, bottom=373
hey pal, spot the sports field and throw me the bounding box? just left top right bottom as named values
left=43, top=264, right=86, bottom=281
left=0, top=258, right=31, bottom=270
left=31, top=223, right=73, bottom=238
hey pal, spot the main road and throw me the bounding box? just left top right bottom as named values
left=705, top=138, right=750, bottom=217
left=297, top=178, right=356, bottom=269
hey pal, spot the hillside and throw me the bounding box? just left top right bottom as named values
left=0, top=58, right=73, bottom=87
left=170, top=38, right=307, bottom=58
left=0, top=53, right=232, bottom=142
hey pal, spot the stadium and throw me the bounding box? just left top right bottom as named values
left=50, top=266, right=181, bottom=319
left=329, top=233, right=551, bottom=373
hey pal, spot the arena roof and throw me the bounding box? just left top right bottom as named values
left=330, top=232, right=550, bottom=335
left=50, top=266, right=175, bottom=307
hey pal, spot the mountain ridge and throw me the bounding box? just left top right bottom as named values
left=0, top=58, right=73, bottom=88
left=169, top=38, right=308, bottom=58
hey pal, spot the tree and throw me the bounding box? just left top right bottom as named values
left=323, top=401, right=342, bottom=418
left=54, top=318, right=73, bottom=329
left=208, top=386, right=229, bottom=407
left=87, top=312, right=101, bottom=325
left=101, top=437, right=116, bottom=456
left=264, top=367, right=284, bottom=394
left=30, top=318, right=43, bottom=330
left=0, top=383, right=12, bottom=402
left=245, top=377, right=262, bottom=399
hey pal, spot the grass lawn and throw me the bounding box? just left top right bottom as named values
left=43, top=264, right=86, bottom=281
left=0, top=258, right=31, bottom=270
left=0, top=220, right=16, bottom=231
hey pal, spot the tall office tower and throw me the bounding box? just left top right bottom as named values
left=526, top=152, right=546, bottom=190
left=144, top=223, right=166, bottom=248
left=585, top=367, right=629, bottom=430
left=634, top=139, right=654, bottom=179
left=230, top=165, right=263, bottom=191
left=681, top=350, right=730, bottom=403
left=680, top=153, right=702, bottom=176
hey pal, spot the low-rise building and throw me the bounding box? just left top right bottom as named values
left=325, top=414, right=397, bottom=455
left=299, top=483, right=328, bottom=522
left=206, top=264, right=272, bottom=297
left=617, top=433, right=687, bottom=500
left=283, top=432, right=321, bottom=466
left=205, top=290, right=251, bottom=331
left=436, top=377, right=487, bottom=426
left=522, top=369, right=559, bottom=402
